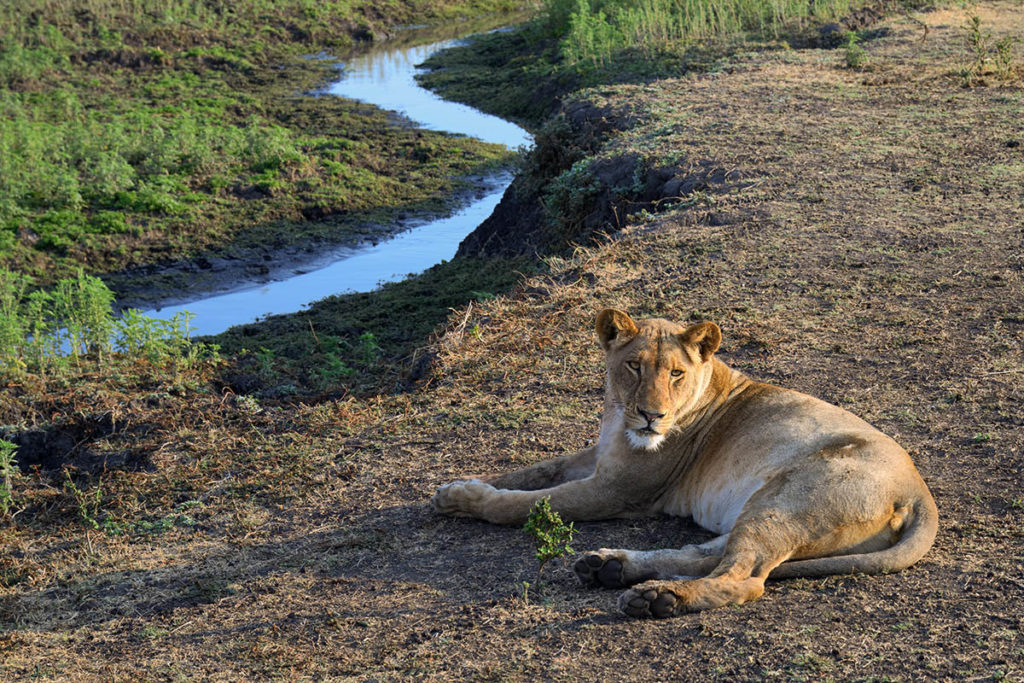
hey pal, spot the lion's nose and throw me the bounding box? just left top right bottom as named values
left=639, top=409, right=665, bottom=424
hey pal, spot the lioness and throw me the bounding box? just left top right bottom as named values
left=433, top=309, right=938, bottom=617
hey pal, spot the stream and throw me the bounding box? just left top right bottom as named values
left=141, top=33, right=530, bottom=337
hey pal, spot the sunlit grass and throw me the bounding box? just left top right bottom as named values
left=543, top=0, right=863, bottom=65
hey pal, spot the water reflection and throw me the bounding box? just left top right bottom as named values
left=328, top=40, right=530, bottom=149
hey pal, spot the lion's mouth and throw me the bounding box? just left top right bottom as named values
left=625, top=427, right=667, bottom=451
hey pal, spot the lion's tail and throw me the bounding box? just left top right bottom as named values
left=768, top=495, right=939, bottom=579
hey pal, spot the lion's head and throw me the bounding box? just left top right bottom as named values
left=596, top=309, right=722, bottom=451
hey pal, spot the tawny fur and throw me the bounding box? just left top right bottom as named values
left=432, top=309, right=938, bottom=618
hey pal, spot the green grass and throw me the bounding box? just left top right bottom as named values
left=420, top=0, right=906, bottom=128
left=0, top=0, right=520, bottom=282
left=0, top=439, right=18, bottom=517
left=0, top=1, right=521, bottom=55
left=543, top=0, right=862, bottom=66
left=0, top=267, right=216, bottom=377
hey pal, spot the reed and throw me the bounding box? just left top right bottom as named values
left=544, top=0, right=859, bottom=65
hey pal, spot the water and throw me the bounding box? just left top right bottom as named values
left=326, top=38, right=530, bottom=149
left=141, top=178, right=509, bottom=335
left=140, top=34, right=530, bottom=337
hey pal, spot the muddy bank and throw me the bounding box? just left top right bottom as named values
left=457, top=98, right=763, bottom=260
left=101, top=15, right=532, bottom=317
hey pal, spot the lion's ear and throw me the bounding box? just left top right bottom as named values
left=596, top=308, right=639, bottom=351
left=680, top=321, right=721, bottom=362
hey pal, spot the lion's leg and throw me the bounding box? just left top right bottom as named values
left=617, top=518, right=795, bottom=618
left=432, top=468, right=630, bottom=525
left=485, top=446, right=598, bottom=491
left=575, top=535, right=728, bottom=588
left=434, top=447, right=602, bottom=523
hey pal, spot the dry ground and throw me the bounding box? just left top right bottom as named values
left=2, top=3, right=1023, bottom=680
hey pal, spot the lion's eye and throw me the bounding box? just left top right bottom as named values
left=626, top=361, right=641, bottom=373
left=671, top=369, right=685, bottom=378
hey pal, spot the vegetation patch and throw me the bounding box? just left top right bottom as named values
left=0, top=0, right=520, bottom=286
left=418, top=0, right=914, bottom=126
left=0, top=268, right=214, bottom=377
left=421, top=0, right=914, bottom=260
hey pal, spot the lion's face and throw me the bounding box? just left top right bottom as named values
left=596, top=309, right=722, bottom=451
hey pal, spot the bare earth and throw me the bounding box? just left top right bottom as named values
left=1, top=3, right=1022, bottom=680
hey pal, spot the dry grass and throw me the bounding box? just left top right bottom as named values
left=2, top=2, right=1023, bottom=680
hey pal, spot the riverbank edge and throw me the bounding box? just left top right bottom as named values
left=200, top=5, right=894, bottom=394
left=419, top=3, right=901, bottom=264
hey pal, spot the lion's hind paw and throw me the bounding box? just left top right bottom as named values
left=618, top=581, right=687, bottom=619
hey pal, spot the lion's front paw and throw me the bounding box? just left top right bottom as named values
left=431, top=479, right=495, bottom=518
left=574, top=550, right=628, bottom=588
left=618, top=581, right=688, bottom=619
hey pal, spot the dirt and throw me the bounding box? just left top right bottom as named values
left=1, top=3, right=1023, bottom=680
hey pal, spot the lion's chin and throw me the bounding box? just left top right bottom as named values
left=626, top=429, right=666, bottom=452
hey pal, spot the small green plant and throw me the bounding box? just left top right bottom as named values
left=310, top=331, right=383, bottom=390
left=958, top=15, right=1019, bottom=85
left=353, top=331, right=381, bottom=365
left=965, top=14, right=990, bottom=75
left=53, top=269, right=115, bottom=363
left=235, top=394, right=262, bottom=415
left=139, top=625, right=169, bottom=639
left=254, top=346, right=277, bottom=377
left=993, top=35, right=1020, bottom=81
left=844, top=32, right=867, bottom=69
left=523, top=496, right=576, bottom=592
left=0, top=440, right=19, bottom=516
left=63, top=471, right=104, bottom=530
left=101, top=501, right=202, bottom=537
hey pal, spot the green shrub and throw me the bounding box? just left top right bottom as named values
left=844, top=31, right=867, bottom=68
left=244, top=122, right=304, bottom=172
left=53, top=270, right=116, bottom=361
left=88, top=211, right=134, bottom=236
left=0, top=267, right=210, bottom=376
left=34, top=210, right=86, bottom=252
left=523, top=496, right=576, bottom=575
left=0, top=267, right=31, bottom=368
left=0, top=226, right=15, bottom=253
left=543, top=159, right=602, bottom=239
